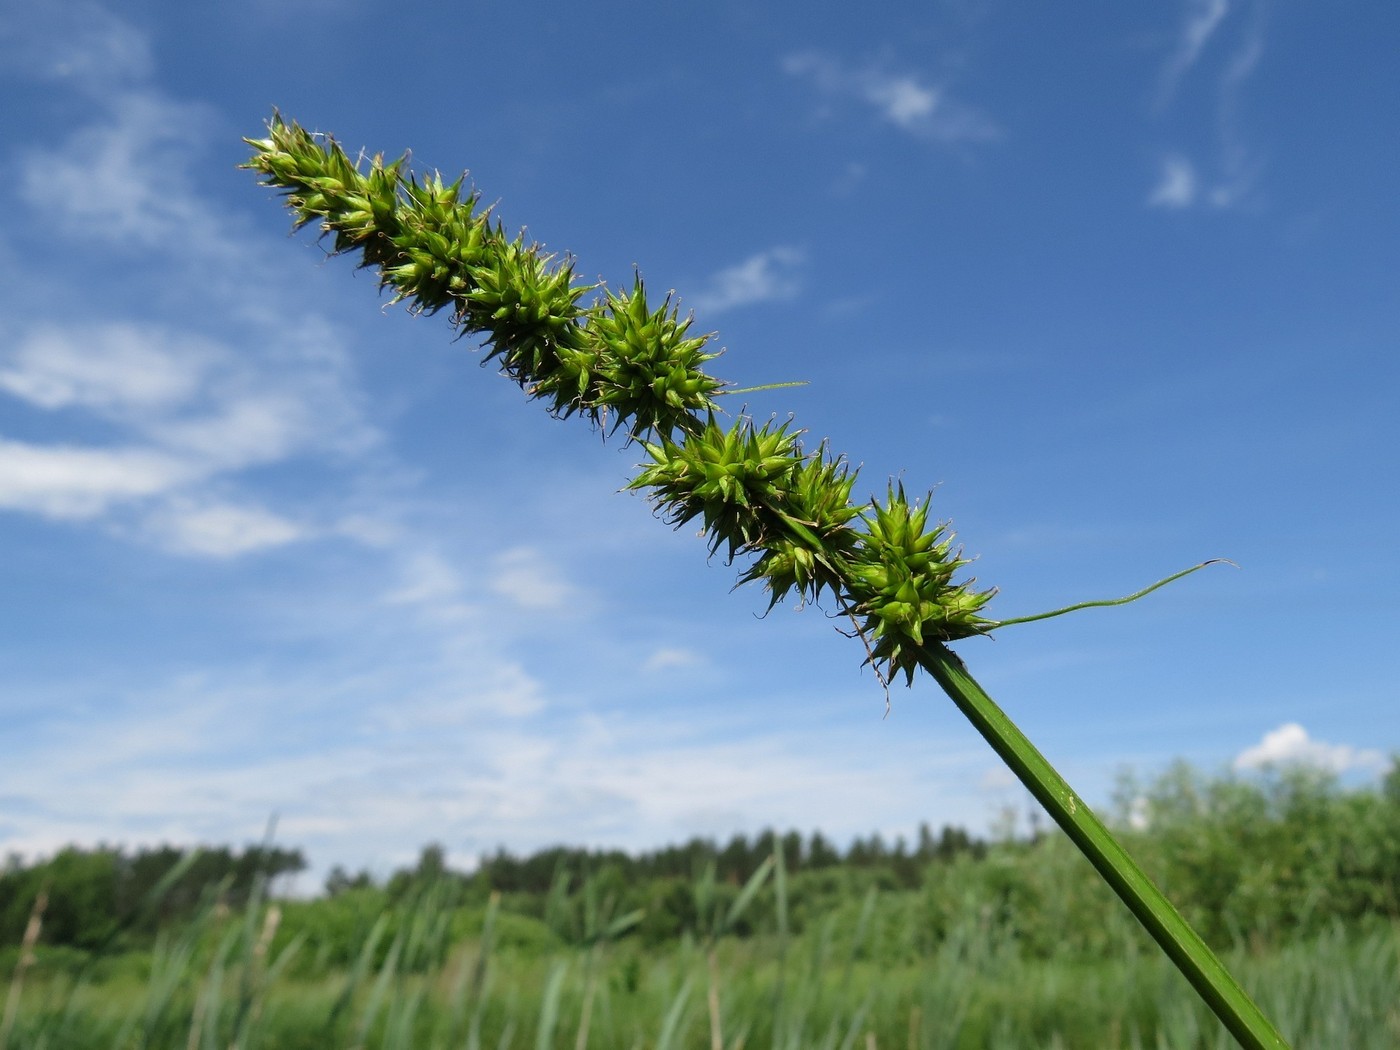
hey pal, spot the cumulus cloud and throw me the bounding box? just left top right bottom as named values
left=686, top=247, right=805, bottom=316
left=782, top=51, right=998, bottom=145
left=1233, top=723, right=1386, bottom=775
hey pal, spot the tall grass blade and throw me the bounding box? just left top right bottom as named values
left=842, top=886, right=879, bottom=990
left=535, top=960, right=569, bottom=1050
left=329, top=911, right=390, bottom=1035
left=350, top=924, right=405, bottom=1050
left=655, top=975, right=695, bottom=1050
left=723, top=855, right=775, bottom=935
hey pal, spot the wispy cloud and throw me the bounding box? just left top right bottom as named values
left=0, top=315, right=372, bottom=544
left=643, top=647, right=704, bottom=673
left=782, top=51, right=998, bottom=145
left=143, top=499, right=310, bottom=558
left=0, top=0, right=151, bottom=93
left=0, top=0, right=1020, bottom=886
left=21, top=92, right=225, bottom=250
left=0, top=323, right=208, bottom=411
left=1, top=659, right=1002, bottom=882
left=0, top=439, right=194, bottom=519
left=1147, top=0, right=1268, bottom=210
left=1233, top=723, right=1386, bottom=774
left=1147, top=154, right=1199, bottom=208
left=1156, top=0, right=1231, bottom=109
left=489, top=546, right=583, bottom=612
left=0, top=14, right=376, bottom=559
left=685, top=247, right=805, bottom=316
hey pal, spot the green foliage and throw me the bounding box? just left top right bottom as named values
left=0, top=844, right=304, bottom=955
left=1120, top=762, right=1400, bottom=945
left=4, top=875, right=1398, bottom=1048
left=14, top=764, right=1396, bottom=972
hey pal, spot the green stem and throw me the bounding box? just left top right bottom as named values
left=716, top=380, right=810, bottom=396
left=917, top=643, right=1289, bottom=1050
left=242, top=117, right=1289, bottom=1047
left=990, top=560, right=1238, bottom=630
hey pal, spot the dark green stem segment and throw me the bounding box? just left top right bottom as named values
left=917, top=643, right=1290, bottom=1050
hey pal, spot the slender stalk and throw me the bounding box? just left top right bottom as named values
left=989, top=559, right=1237, bottom=629
left=916, top=642, right=1289, bottom=1050
left=242, top=115, right=1293, bottom=1049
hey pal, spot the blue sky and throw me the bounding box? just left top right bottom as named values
left=2, top=0, right=1397, bottom=888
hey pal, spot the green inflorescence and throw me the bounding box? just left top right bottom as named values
left=243, top=114, right=997, bottom=689
left=244, top=116, right=1290, bottom=1049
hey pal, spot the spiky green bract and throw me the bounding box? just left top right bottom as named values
left=242, top=115, right=716, bottom=441
left=630, top=417, right=870, bottom=610
left=734, top=440, right=862, bottom=611
left=243, top=114, right=996, bottom=675
left=556, top=280, right=724, bottom=440
left=848, top=485, right=996, bottom=684
left=630, top=416, right=810, bottom=562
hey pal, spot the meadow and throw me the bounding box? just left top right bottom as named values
left=4, top=763, right=1400, bottom=1048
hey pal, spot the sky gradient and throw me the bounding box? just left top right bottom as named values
left=2, top=0, right=1397, bottom=889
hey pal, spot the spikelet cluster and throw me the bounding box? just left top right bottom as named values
left=244, top=114, right=996, bottom=684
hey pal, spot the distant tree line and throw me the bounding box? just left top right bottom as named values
left=0, top=844, right=304, bottom=951
left=352, top=822, right=984, bottom=900
left=5, top=762, right=1400, bottom=963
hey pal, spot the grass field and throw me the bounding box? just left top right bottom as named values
left=5, top=871, right=1398, bottom=1049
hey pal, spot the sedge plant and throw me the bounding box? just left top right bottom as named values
left=242, top=114, right=1289, bottom=1049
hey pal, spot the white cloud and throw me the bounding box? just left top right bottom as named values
left=0, top=323, right=210, bottom=411
left=0, top=0, right=151, bottom=91
left=489, top=546, right=580, bottom=612
left=643, top=647, right=704, bottom=672
left=1149, top=1, right=1267, bottom=211
left=1, top=23, right=377, bottom=559
left=1210, top=12, right=1266, bottom=207
left=0, top=439, right=194, bottom=519
left=0, top=315, right=373, bottom=551
left=864, top=75, right=939, bottom=129
left=1125, top=794, right=1150, bottom=831
left=21, top=91, right=217, bottom=249
left=149, top=391, right=315, bottom=469
left=782, top=51, right=998, bottom=145
left=1148, top=155, right=1198, bottom=208
left=686, top=247, right=805, bottom=316
left=1157, top=0, right=1231, bottom=107
left=0, top=320, right=356, bottom=471
left=335, top=515, right=400, bottom=548
left=146, top=500, right=309, bottom=558
left=1233, top=723, right=1386, bottom=775
left=387, top=551, right=466, bottom=607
